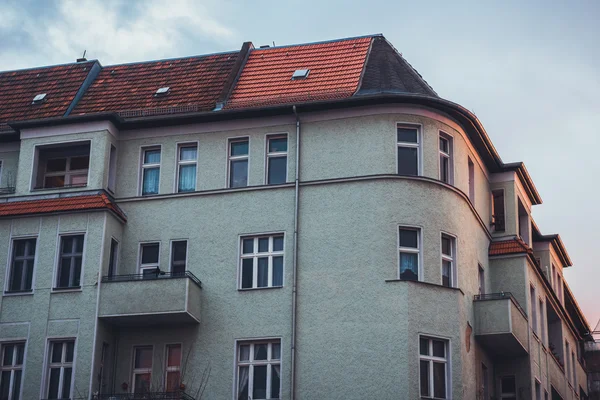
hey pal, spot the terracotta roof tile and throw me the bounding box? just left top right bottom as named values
left=72, top=53, right=239, bottom=115
left=0, top=193, right=126, bottom=221
left=226, top=37, right=372, bottom=109
left=489, top=238, right=532, bottom=256
left=0, top=62, right=95, bottom=124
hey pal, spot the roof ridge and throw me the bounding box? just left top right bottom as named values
left=0, top=60, right=97, bottom=75
left=251, top=34, right=381, bottom=51
left=102, top=50, right=239, bottom=68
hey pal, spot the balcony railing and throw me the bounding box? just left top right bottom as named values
left=95, top=392, right=195, bottom=400
left=474, top=292, right=526, bottom=317
left=0, top=187, right=15, bottom=195
left=492, top=214, right=506, bottom=232
left=102, top=271, right=202, bottom=288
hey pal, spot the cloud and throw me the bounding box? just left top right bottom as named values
left=0, top=0, right=236, bottom=70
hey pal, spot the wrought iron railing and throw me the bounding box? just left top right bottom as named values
left=492, top=214, right=506, bottom=231
left=94, top=392, right=195, bottom=400
left=474, top=292, right=526, bottom=318
left=102, top=271, right=202, bottom=288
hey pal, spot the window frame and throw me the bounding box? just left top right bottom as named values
left=265, top=134, right=288, bottom=185
left=131, top=345, right=153, bottom=394
left=107, top=238, right=119, bottom=278
left=539, top=297, right=546, bottom=346
left=138, top=242, right=161, bottom=276
left=438, top=131, right=454, bottom=184
left=397, top=225, right=422, bottom=281
left=43, top=154, right=90, bottom=188
left=169, top=240, right=188, bottom=274
left=239, top=233, right=285, bottom=290
left=235, top=338, right=282, bottom=400
left=396, top=123, right=421, bottom=176
left=164, top=343, right=182, bottom=392
left=227, top=137, right=250, bottom=188
left=53, top=234, right=85, bottom=291
left=530, top=285, right=538, bottom=336
left=418, top=334, right=450, bottom=399
left=44, top=338, right=76, bottom=400
left=139, top=145, right=162, bottom=196
left=491, top=189, right=506, bottom=232
left=478, top=264, right=485, bottom=295
left=0, top=341, right=25, bottom=400
left=175, top=142, right=198, bottom=193
left=5, top=236, right=37, bottom=294
left=468, top=157, right=475, bottom=204
left=107, top=144, right=117, bottom=193
left=440, top=233, right=457, bottom=288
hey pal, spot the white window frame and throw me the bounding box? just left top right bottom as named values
left=164, top=343, right=182, bottom=392
left=418, top=335, right=450, bottom=399
left=44, top=338, right=76, bottom=400
left=139, top=146, right=161, bottom=196
left=169, top=240, right=188, bottom=274
left=265, top=134, right=288, bottom=185
left=132, top=345, right=153, bottom=394
left=398, top=226, right=422, bottom=281
left=175, top=142, right=198, bottom=193
left=396, top=123, right=421, bottom=176
left=227, top=137, right=250, bottom=188
left=239, top=234, right=285, bottom=289
left=6, top=237, right=37, bottom=293
left=54, top=234, right=85, bottom=290
left=235, top=339, right=281, bottom=400
left=440, top=233, right=457, bottom=288
left=138, top=242, right=161, bottom=275
left=0, top=342, right=25, bottom=400
left=438, top=131, right=453, bottom=184
left=43, top=155, right=90, bottom=188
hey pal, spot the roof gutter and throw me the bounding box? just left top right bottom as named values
left=290, top=105, right=300, bottom=400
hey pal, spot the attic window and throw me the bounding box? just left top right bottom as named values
left=155, top=87, right=170, bottom=97
left=291, top=69, right=309, bottom=80
left=32, top=93, right=47, bottom=104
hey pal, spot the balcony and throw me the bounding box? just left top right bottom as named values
left=473, top=292, right=528, bottom=358
left=99, top=271, right=202, bottom=326
left=95, top=392, right=195, bottom=400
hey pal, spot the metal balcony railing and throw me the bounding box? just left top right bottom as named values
left=94, top=392, right=195, bottom=400
left=492, top=214, right=506, bottom=231
left=474, top=292, right=526, bottom=318
left=102, top=270, right=202, bottom=288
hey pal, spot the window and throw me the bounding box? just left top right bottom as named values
left=441, top=234, right=456, bottom=288
left=177, top=144, right=197, bottom=193
left=7, top=238, right=36, bottom=293
left=491, top=190, right=505, bottom=231
left=478, top=265, right=485, bottom=295
left=229, top=138, right=249, bottom=188
left=566, top=342, right=571, bottom=384
left=240, top=235, right=284, bottom=289
left=397, top=125, right=419, bottom=176
left=536, top=380, right=542, bottom=400
left=500, top=376, right=516, bottom=400
left=139, top=243, right=160, bottom=277
left=398, top=227, right=420, bottom=281
left=0, top=342, right=24, bottom=400
left=571, top=351, right=576, bottom=388
left=141, top=147, right=160, bottom=195
left=468, top=157, right=475, bottom=203
left=237, top=340, right=281, bottom=400
left=98, top=342, right=109, bottom=393
left=35, top=142, right=90, bottom=189
left=170, top=241, right=187, bottom=274
left=439, top=132, right=453, bottom=184
left=539, top=299, right=545, bottom=345
left=266, top=135, right=287, bottom=185
left=56, top=235, right=84, bottom=289
left=518, top=199, right=530, bottom=245
left=108, top=239, right=118, bottom=278
left=108, top=145, right=117, bottom=192
left=419, top=336, right=449, bottom=399
left=530, top=286, right=538, bottom=335
left=551, top=387, right=563, bottom=400
left=45, top=340, right=75, bottom=400
left=481, top=363, right=489, bottom=400
left=165, top=344, right=181, bottom=392
left=132, top=346, right=152, bottom=394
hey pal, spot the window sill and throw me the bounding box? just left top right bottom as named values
left=238, top=285, right=283, bottom=292
left=3, top=290, right=33, bottom=297
left=51, top=286, right=82, bottom=293
left=385, top=279, right=464, bottom=295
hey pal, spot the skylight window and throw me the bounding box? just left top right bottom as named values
left=155, top=87, right=170, bottom=96
left=32, top=93, right=47, bottom=104
left=291, top=69, right=310, bottom=80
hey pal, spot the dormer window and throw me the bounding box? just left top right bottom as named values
left=32, top=93, right=47, bottom=104
left=291, top=69, right=309, bottom=80
left=33, top=142, right=90, bottom=189
left=154, top=87, right=170, bottom=97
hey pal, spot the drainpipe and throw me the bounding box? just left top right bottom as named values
left=290, top=105, right=300, bottom=400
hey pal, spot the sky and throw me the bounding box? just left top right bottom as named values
left=0, top=0, right=598, bottom=328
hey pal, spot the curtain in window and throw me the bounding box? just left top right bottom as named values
left=238, top=366, right=249, bottom=400
left=143, top=168, right=159, bottom=194
left=178, top=165, right=196, bottom=192
left=399, top=253, right=418, bottom=280
left=271, top=365, right=281, bottom=398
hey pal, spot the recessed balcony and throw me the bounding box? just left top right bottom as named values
left=99, top=271, right=202, bottom=326
left=473, top=292, right=528, bottom=358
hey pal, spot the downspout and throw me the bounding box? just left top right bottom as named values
left=290, top=105, right=300, bottom=400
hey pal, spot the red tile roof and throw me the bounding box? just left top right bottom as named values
left=0, top=62, right=96, bottom=124
left=226, top=37, right=372, bottom=109
left=489, top=238, right=532, bottom=256
left=72, top=52, right=239, bottom=116
left=0, top=193, right=126, bottom=222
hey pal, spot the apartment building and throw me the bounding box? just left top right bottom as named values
left=0, top=34, right=593, bottom=400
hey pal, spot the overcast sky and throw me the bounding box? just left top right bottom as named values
left=1, top=0, right=598, bottom=328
